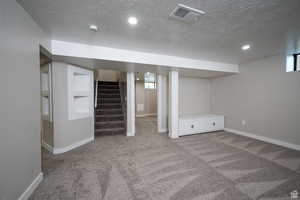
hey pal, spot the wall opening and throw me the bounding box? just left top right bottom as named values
left=286, top=53, right=300, bottom=72
left=135, top=72, right=158, bottom=134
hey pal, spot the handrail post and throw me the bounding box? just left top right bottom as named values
left=95, top=80, right=98, bottom=108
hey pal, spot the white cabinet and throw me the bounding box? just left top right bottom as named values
left=179, top=114, right=224, bottom=136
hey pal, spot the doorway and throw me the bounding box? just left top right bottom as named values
left=94, top=69, right=127, bottom=136
left=39, top=46, right=53, bottom=172
left=135, top=72, right=158, bottom=135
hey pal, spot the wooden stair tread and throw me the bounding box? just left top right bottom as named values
left=96, top=114, right=123, bottom=117
left=95, top=127, right=125, bottom=132
left=95, top=120, right=124, bottom=124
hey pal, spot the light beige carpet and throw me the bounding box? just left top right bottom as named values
left=31, top=117, right=300, bottom=200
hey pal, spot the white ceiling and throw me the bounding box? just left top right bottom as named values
left=18, top=0, right=300, bottom=64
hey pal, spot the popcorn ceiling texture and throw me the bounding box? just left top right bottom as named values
left=18, top=0, right=300, bottom=64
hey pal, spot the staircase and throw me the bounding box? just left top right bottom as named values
left=95, top=81, right=125, bottom=136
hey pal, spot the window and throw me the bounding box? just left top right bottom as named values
left=145, top=82, right=156, bottom=89
left=296, top=54, right=300, bottom=71
left=286, top=54, right=300, bottom=72
left=144, top=72, right=156, bottom=89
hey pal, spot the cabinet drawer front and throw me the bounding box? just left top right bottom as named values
left=179, top=120, right=199, bottom=135
left=179, top=116, right=224, bottom=136
left=180, top=120, right=199, bottom=130
left=205, top=117, right=224, bottom=131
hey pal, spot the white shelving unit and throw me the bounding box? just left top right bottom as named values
left=41, top=71, right=50, bottom=120
left=67, top=65, right=94, bottom=120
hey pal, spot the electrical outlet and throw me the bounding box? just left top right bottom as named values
left=242, top=120, right=246, bottom=126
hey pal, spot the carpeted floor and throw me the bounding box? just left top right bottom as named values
left=30, top=117, right=300, bottom=200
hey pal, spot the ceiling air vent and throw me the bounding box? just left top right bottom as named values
left=169, top=4, right=205, bottom=23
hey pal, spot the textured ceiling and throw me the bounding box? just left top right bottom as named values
left=18, top=0, right=300, bottom=64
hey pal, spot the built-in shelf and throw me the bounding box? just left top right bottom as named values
left=41, top=72, right=49, bottom=91
left=40, top=64, right=53, bottom=122
left=72, top=91, right=90, bottom=97
left=67, top=65, right=94, bottom=120
left=42, top=96, right=49, bottom=119
left=73, top=72, right=90, bottom=92
left=74, top=96, right=90, bottom=113
left=42, top=90, right=49, bottom=97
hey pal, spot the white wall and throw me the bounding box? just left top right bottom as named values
left=52, top=40, right=239, bottom=73
left=136, top=81, right=145, bottom=116
left=52, top=62, right=94, bottom=149
left=168, top=71, right=179, bottom=138
left=127, top=72, right=135, bottom=136
left=135, top=81, right=157, bottom=116
left=0, top=0, right=50, bottom=199
left=179, top=77, right=211, bottom=116
left=157, top=74, right=168, bottom=132
left=96, top=69, right=121, bottom=82
left=145, top=89, right=157, bottom=115
left=211, top=55, right=300, bottom=146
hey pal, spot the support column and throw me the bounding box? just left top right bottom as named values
left=168, top=71, right=179, bottom=139
left=157, top=74, right=168, bottom=133
left=127, top=72, right=135, bottom=136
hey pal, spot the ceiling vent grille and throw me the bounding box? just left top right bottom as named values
left=169, top=4, right=205, bottom=23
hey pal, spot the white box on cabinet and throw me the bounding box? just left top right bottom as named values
left=179, top=114, right=224, bottom=136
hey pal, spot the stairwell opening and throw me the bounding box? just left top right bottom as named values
left=94, top=70, right=127, bottom=137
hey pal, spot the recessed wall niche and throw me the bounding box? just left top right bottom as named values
left=67, top=66, right=94, bottom=120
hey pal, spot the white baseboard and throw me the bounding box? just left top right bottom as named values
left=224, top=128, right=300, bottom=151
left=168, top=132, right=179, bottom=139
left=18, top=172, right=43, bottom=200
left=158, top=128, right=167, bottom=133
left=126, top=132, right=135, bottom=137
left=144, top=113, right=157, bottom=117
left=42, top=141, right=53, bottom=153
left=53, top=137, right=94, bottom=154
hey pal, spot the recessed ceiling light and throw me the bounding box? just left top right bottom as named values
left=136, top=78, right=140, bottom=81
left=241, top=44, right=251, bottom=51
left=128, top=17, right=138, bottom=25
left=89, top=25, right=98, bottom=32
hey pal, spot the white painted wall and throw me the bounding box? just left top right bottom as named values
left=135, top=81, right=157, bottom=116
left=127, top=72, right=135, bottom=136
left=145, top=89, right=157, bottom=115
left=52, top=62, right=94, bottom=150
left=157, top=74, right=168, bottom=132
left=96, top=69, right=121, bottom=82
left=168, top=71, right=179, bottom=138
left=0, top=0, right=50, bottom=199
left=211, top=55, right=300, bottom=146
left=135, top=81, right=145, bottom=116
left=179, top=77, right=211, bottom=116
left=52, top=40, right=239, bottom=73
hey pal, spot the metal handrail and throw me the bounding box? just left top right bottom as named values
left=95, top=80, right=98, bottom=108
